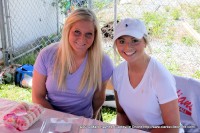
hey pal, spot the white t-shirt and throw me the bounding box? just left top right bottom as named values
left=112, top=57, right=178, bottom=126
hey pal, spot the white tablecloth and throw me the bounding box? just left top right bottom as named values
left=0, top=98, right=147, bottom=133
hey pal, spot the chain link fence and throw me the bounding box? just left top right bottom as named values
left=1, top=0, right=60, bottom=65
left=0, top=0, right=200, bottom=79
left=95, top=0, right=200, bottom=79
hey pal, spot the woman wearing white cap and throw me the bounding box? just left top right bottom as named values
left=112, top=18, right=181, bottom=132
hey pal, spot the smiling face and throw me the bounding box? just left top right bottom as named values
left=116, top=35, right=146, bottom=63
left=69, top=20, right=95, bottom=55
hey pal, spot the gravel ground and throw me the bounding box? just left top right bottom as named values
left=150, top=40, right=200, bottom=78
left=98, top=0, right=200, bottom=79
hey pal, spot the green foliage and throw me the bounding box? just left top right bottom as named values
left=181, top=36, right=196, bottom=46
left=102, top=106, right=116, bottom=122
left=56, top=0, right=71, bottom=14
left=171, top=9, right=181, bottom=20
left=185, top=5, right=200, bottom=19
left=94, top=0, right=113, bottom=11
left=1, top=73, right=13, bottom=84
left=164, top=27, right=176, bottom=46
left=94, top=1, right=106, bottom=10
left=15, top=53, right=37, bottom=65
left=40, top=38, right=48, bottom=48
left=193, top=19, right=200, bottom=33
left=166, top=62, right=180, bottom=75
left=143, top=12, right=167, bottom=38
left=49, top=34, right=61, bottom=41
left=15, top=34, right=61, bottom=65
left=165, top=6, right=170, bottom=12
left=192, top=70, right=200, bottom=79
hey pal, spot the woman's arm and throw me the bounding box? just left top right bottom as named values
left=114, top=90, right=131, bottom=126
left=92, top=80, right=108, bottom=119
left=32, top=70, right=54, bottom=109
left=151, top=99, right=180, bottom=133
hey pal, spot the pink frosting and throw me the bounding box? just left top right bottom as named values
left=3, top=102, right=43, bottom=131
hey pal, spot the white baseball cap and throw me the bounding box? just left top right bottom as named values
left=113, top=18, right=147, bottom=42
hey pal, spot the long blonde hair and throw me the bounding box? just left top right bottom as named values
left=53, top=8, right=103, bottom=94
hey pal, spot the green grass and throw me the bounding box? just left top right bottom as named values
left=102, top=106, right=116, bottom=123
left=183, top=5, right=200, bottom=19
left=164, top=6, right=170, bottom=12
left=192, top=70, right=200, bottom=79
left=181, top=35, right=197, bottom=46
left=171, top=8, right=181, bottom=20
left=143, top=12, right=167, bottom=38
left=165, top=62, right=181, bottom=76
left=193, top=19, right=200, bottom=33
left=94, top=1, right=106, bottom=10
left=0, top=84, right=32, bottom=102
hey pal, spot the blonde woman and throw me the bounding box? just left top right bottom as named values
left=112, top=18, right=181, bottom=132
left=32, top=8, right=113, bottom=119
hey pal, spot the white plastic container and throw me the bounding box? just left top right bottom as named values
left=21, top=74, right=32, bottom=88
left=40, top=118, right=79, bottom=133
